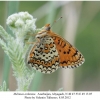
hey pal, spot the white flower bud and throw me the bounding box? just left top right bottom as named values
left=15, top=18, right=24, bottom=28
left=6, top=12, right=37, bottom=44
left=6, top=11, right=36, bottom=34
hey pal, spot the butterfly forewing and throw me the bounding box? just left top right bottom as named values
left=50, top=33, right=85, bottom=68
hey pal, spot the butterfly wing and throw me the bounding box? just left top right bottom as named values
left=50, top=33, right=85, bottom=68
left=28, top=35, right=60, bottom=74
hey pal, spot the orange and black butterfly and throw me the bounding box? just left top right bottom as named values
left=28, top=24, right=85, bottom=74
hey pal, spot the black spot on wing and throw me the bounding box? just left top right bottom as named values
left=60, top=61, right=67, bottom=64
left=62, top=43, right=66, bottom=48
left=67, top=49, right=71, bottom=54
left=63, top=51, right=66, bottom=54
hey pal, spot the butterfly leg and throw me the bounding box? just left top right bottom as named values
left=26, top=32, right=37, bottom=36
left=27, top=42, right=35, bottom=44
left=27, top=39, right=40, bottom=44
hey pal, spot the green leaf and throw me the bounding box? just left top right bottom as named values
left=0, top=81, right=9, bottom=91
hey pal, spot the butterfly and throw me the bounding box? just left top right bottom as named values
left=27, top=24, right=85, bottom=74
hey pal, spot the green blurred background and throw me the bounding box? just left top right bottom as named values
left=0, top=1, right=100, bottom=91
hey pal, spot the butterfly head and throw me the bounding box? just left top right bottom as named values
left=44, top=24, right=51, bottom=31
left=36, top=24, right=51, bottom=39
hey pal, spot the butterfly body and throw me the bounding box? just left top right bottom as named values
left=28, top=24, right=85, bottom=74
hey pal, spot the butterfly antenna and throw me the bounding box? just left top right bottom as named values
left=51, top=17, right=62, bottom=28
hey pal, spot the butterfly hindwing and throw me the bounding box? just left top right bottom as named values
left=28, top=35, right=60, bottom=74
